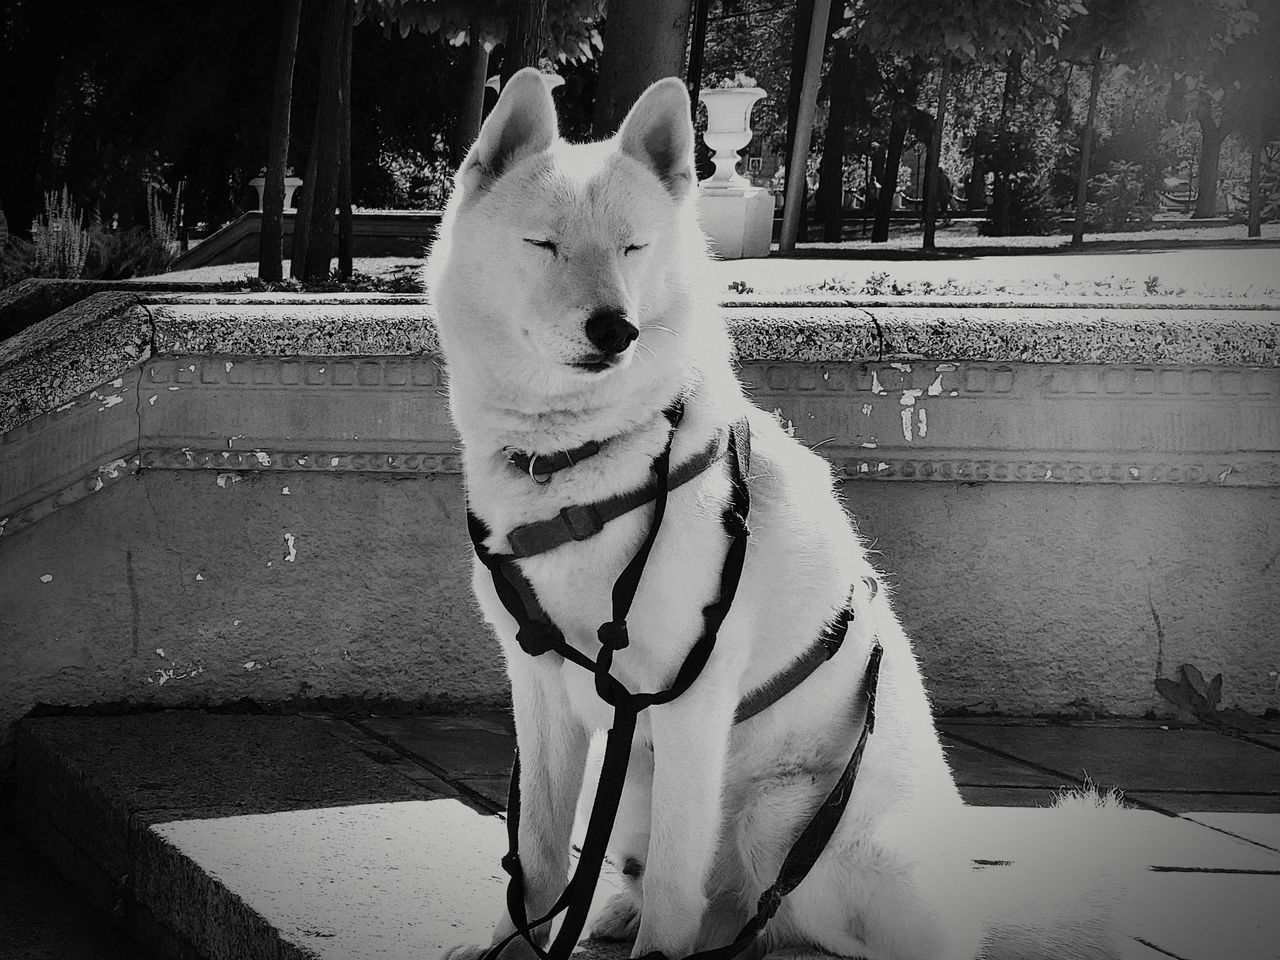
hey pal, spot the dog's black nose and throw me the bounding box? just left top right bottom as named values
left=584, top=308, right=639, bottom=355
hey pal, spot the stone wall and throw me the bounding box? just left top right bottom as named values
left=2, top=294, right=1277, bottom=763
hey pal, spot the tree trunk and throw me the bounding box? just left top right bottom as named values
left=966, top=154, right=986, bottom=211
left=258, top=0, right=303, bottom=282
left=686, top=0, right=712, bottom=106
left=1071, top=44, right=1104, bottom=248
left=818, top=32, right=852, bottom=242
left=872, top=111, right=906, bottom=243
left=500, top=0, right=549, bottom=89
left=1193, top=102, right=1224, bottom=219
left=780, top=0, right=833, bottom=250
left=921, top=57, right=951, bottom=251
left=452, top=32, right=489, bottom=167
left=592, top=0, right=691, bottom=137
left=992, top=49, right=1022, bottom=236
left=1248, top=130, right=1263, bottom=239
left=337, top=0, right=354, bottom=279
left=291, top=0, right=345, bottom=281
left=784, top=0, right=817, bottom=242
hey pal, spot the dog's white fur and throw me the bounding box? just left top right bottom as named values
left=427, top=68, right=1122, bottom=960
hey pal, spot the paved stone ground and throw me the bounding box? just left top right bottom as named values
left=7, top=712, right=1280, bottom=960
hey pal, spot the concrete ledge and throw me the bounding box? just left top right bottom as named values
left=12, top=712, right=630, bottom=960
left=1, top=293, right=1278, bottom=754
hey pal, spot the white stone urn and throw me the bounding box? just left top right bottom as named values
left=249, top=175, right=304, bottom=211
left=696, top=85, right=771, bottom=259
left=699, top=86, right=767, bottom=191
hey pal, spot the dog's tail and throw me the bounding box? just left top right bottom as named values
left=974, top=786, right=1131, bottom=960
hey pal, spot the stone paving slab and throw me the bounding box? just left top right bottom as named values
left=941, top=733, right=1067, bottom=787
left=965, top=806, right=1280, bottom=873
left=1125, top=791, right=1280, bottom=815
left=11, top=711, right=1280, bottom=960
left=1181, top=812, right=1280, bottom=854
left=1125, top=872, right=1280, bottom=960
left=941, top=723, right=1280, bottom=795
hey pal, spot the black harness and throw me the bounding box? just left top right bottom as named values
left=467, top=402, right=883, bottom=960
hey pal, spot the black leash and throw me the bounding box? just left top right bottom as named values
left=468, top=406, right=881, bottom=960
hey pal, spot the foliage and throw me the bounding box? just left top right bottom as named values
left=220, top=268, right=424, bottom=293
left=846, top=0, right=1080, bottom=64
left=1086, top=159, right=1154, bottom=229
left=366, top=139, right=454, bottom=209
left=0, top=236, right=37, bottom=289
left=84, top=223, right=179, bottom=280
left=978, top=169, right=1059, bottom=234
left=32, top=188, right=91, bottom=279
left=359, top=0, right=604, bottom=61
left=147, top=180, right=184, bottom=249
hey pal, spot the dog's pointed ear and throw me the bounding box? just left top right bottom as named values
left=616, top=78, right=695, bottom=199
left=458, top=67, right=558, bottom=196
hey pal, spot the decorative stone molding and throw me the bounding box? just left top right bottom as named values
left=138, top=448, right=462, bottom=474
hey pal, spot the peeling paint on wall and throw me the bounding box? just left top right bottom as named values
left=927, top=375, right=944, bottom=396
left=40, top=574, right=53, bottom=583
left=918, top=409, right=928, bottom=438
left=901, top=409, right=914, bottom=443
left=281, top=486, right=291, bottom=495
left=216, top=473, right=242, bottom=488
left=148, top=661, right=205, bottom=686
left=871, top=372, right=887, bottom=395
left=284, top=533, right=298, bottom=562
left=253, top=451, right=272, bottom=467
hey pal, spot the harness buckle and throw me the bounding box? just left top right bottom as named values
left=500, top=851, right=523, bottom=877
left=559, top=503, right=603, bottom=541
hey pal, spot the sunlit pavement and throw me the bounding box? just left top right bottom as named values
left=709, top=247, right=1280, bottom=296
left=8, top=711, right=1280, bottom=960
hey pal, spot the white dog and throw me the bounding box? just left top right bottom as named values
left=426, top=67, right=1121, bottom=960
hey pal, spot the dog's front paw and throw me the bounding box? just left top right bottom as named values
left=442, top=944, right=491, bottom=960
left=589, top=891, right=641, bottom=942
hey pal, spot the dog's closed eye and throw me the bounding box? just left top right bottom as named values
left=524, top=238, right=558, bottom=255
left=622, top=243, right=648, bottom=256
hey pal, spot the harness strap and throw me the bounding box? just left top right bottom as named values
left=733, top=577, right=879, bottom=726
left=651, top=641, right=884, bottom=960
left=506, top=429, right=731, bottom=559
left=476, top=410, right=751, bottom=960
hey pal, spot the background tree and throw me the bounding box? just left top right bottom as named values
left=1219, top=0, right=1280, bottom=236
left=260, top=0, right=305, bottom=281
left=847, top=0, right=1077, bottom=250
left=592, top=0, right=693, bottom=136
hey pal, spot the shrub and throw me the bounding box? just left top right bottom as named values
left=978, top=171, right=1059, bottom=236
left=31, top=188, right=91, bottom=278
left=84, top=223, right=179, bottom=280
left=0, top=235, right=38, bottom=289
left=1086, top=161, right=1155, bottom=231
